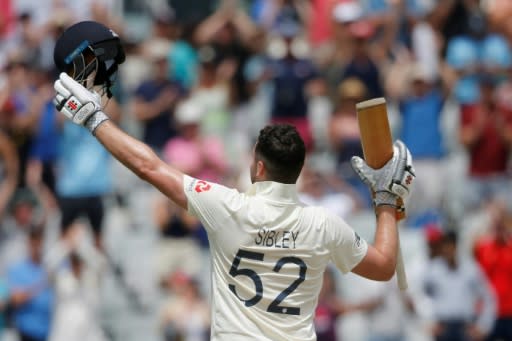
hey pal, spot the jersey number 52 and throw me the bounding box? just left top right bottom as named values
left=228, top=249, right=307, bottom=315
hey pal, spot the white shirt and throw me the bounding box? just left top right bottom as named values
left=184, top=176, right=368, bottom=341
left=423, top=257, right=496, bottom=334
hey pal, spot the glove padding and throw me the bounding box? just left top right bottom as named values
left=351, top=140, right=415, bottom=208
left=53, top=73, right=108, bottom=133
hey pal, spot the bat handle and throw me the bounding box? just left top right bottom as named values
left=396, top=241, right=407, bottom=290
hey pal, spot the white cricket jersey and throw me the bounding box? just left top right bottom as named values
left=184, top=175, right=368, bottom=341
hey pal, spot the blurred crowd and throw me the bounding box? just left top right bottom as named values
left=1, top=0, right=512, bottom=341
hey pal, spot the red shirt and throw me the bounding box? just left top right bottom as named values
left=460, top=104, right=510, bottom=176
left=475, top=237, right=512, bottom=317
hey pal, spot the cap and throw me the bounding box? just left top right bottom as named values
left=332, top=2, right=364, bottom=23
left=175, top=100, right=204, bottom=125
left=143, top=38, right=171, bottom=61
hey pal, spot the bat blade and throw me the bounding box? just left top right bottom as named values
left=356, top=97, right=408, bottom=290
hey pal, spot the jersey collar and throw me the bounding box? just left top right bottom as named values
left=247, top=181, right=300, bottom=204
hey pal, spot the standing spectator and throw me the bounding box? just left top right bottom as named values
left=6, top=227, right=53, bottom=341
left=132, top=39, right=182, bottom=153
left=45, top=225, right=107, bottom=341
left=194, top=1, right=258, bottom=106
left=386, top=63, right=448, bottom=218
left=328, top=77, right=369, bottom=207
left=423, top=231, right=496, bottom=341
left=27, top=70, right=59, bottom=200
left=267, top=19, right=323, bottom=148
left=314, top=266, right=345, bottom=341
left=55, top=98, right=121, bottom=250
left=188, top=45, right=231, bottom=138
left=474, top=202, right=512, bottom=341
left=458, top=75, right=512, bottom=211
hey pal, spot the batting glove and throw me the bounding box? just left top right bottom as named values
left=351, top=140, right=415, bottom=208
left=53, top=72, right=109, bottom=134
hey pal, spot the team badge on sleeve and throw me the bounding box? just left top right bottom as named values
left=194, top=180, right=211, bottom=193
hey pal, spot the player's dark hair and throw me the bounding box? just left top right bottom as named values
left=255, top=124, right=306, bottom=184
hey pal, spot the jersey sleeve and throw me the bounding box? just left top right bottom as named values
left=325, top=211, right=368, bottom=273
left=183, top=175, right=242, bottom=234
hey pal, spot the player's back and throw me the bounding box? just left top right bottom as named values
left=184, top=177, right=367, bottom=341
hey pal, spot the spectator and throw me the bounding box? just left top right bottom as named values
left=314, top=266, right=344, bottom=341
left=131, top=38, right=182, bottom=153
left=340, top=20, right=384, bottom=99
left=474, top=201, right=512, bottom=341
left=267, top=18, right=323, bottom=148
left=188, top=44, right=231, bottom=138
left=328, top=77, right=369, bottom=207
left=194, top=1, right=258, bottom=106
left=163, top=99, right=228, bottom=183
left=458, top=74, right=512, bottom=211
left=298, top=163, right=360, bottom=220
left=386, top=63, right=448, bottom=219
left=423, top=231, right=496, bottom=341
left=6, top=227, right=54, bottom=341
left=0, top=185, right=50, bottom=277
left=160, top=271, right=210, bottom=341
left=45, top=225, right=107, bottom=341
left=55, top=97, right=121, bottom=250
left=153, top=191, right=203, bottom=285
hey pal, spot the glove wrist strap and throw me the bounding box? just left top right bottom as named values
left=374, top=191, right=399, bottom=208
left=84, top=111, right=109, bottom=135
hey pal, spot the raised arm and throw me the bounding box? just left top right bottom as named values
left=53, top=73, right=188, bottom=209
left=350, top=141, right=415, bottom=281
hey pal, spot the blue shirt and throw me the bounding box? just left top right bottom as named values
left=30, top=101, right=59, bottom=162
left=399, top=89, right=445, bottom=159
left=56, top=121, right=112, bottom=197
left=134, top=80, right=181, bottom=150
left=7, top=260, right=53, bottom=340
left=167, top=40, right=198, bottom=90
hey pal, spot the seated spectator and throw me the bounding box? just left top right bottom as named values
left=423, top=231, right=496, bottom=341
left=160, top=271, right=209, bottom=341
left=6, top=227, right=54, bottom=341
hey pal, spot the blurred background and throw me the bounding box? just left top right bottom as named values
left=1, top=0, right=512, bottom=341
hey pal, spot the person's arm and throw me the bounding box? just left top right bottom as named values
left=351, top=206, right=398, bottom=281
left=95, top=121, right=187, bottom=208
left=0, top=131, right=18, bottom=218
left=54, top=73, right=188, bottom=209
left=348, top=140, right=415, bottom=281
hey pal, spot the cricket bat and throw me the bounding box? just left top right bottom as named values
left=355, top=97, right=407, bottom=291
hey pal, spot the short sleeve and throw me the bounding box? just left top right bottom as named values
left=325, top=212, right=368, bottom=273
left=183, top=175, right=242, bottom=234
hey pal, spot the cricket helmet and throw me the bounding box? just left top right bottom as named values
left=53, top=21, right=125, bottom=97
